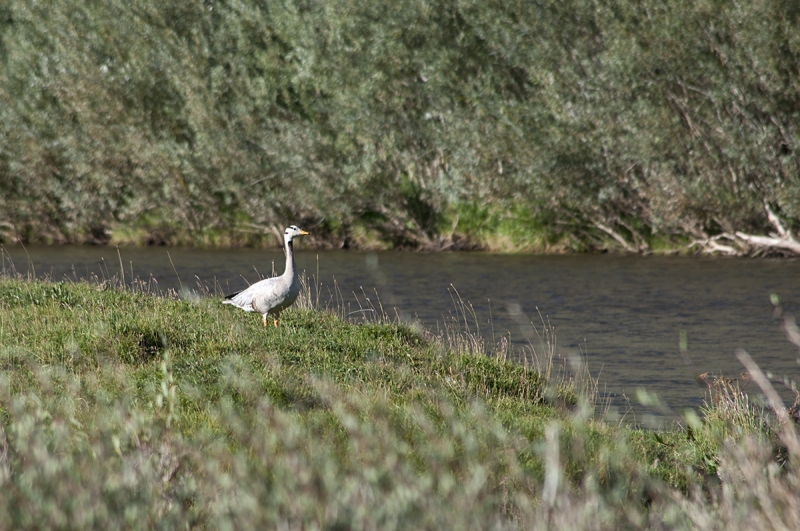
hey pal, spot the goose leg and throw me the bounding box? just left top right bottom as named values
left=273, top=310, right=282, bottom=327
left=262, top=314, right=268, bottom=327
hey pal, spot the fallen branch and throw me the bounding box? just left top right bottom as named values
left=735, top=204, right=800, bottom=254
left=688, top=233, right=741, bottom=255
left=691, top=204, right=800, bottom=256
left=734, top=231, right=800, bottom=255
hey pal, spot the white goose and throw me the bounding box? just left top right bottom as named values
left=223, top=225, right=309, bottom=326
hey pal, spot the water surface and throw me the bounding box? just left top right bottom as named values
left=3, top=245, right=800, bottom=424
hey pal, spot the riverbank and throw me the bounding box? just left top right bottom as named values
left=5, top=213, right=799, bottom=256
left=0, top=213, right=654, bottom=253
left=0, top=275, right=797, bottom=528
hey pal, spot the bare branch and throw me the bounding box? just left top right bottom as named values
left=765, top=202, right=790, bottom=238
left=688, top=234, right=740, bottom=255
left=594, top=222, right=638, bottom=253
left=734, top=232, right=800, bottom=255
left=723, top=204, right=800, bottom=256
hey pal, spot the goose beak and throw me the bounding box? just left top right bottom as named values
left=299, top=230, right=309, bottom=236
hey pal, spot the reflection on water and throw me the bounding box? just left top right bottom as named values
left=3, top=245, right=800, bottom=424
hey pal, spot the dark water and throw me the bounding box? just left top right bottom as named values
left=3, top=245, right=800, bottom=425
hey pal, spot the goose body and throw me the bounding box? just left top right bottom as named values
left=223, top=225, right=308, bottom=326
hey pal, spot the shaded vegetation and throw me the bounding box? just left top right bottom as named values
left=1, top=0, right=799, bottom=250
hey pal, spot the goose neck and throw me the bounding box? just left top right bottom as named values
left=283, top=238, right=296, bottom=277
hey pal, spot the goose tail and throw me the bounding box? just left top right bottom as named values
left=223, top=290, right=242, bottom=301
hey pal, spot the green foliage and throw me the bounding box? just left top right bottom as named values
left=1, top=0, right=799, bottom=249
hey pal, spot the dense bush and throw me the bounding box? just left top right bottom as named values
left=1, top=0, right=798, bottom=249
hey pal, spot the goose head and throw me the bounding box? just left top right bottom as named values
left=284, top=225, right=309, bottom=243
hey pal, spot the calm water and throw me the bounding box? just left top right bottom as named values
left=3, top=245, right=800, bottom=424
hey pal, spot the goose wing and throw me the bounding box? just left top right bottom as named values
left=223, top=276, right=282, bottom=312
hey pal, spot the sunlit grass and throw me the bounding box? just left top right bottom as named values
left=0, top=268, right=799, bottom=529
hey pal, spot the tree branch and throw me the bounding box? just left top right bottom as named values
left=735, top=203, right=800, bottom=255
left=594, top=221, right=638, bottom=253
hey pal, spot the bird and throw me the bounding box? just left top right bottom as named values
left=223, top=225, right=309, bottom=327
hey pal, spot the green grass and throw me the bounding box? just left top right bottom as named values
left=0, top=276, right=797, bottom=529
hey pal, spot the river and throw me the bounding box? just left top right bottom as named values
left=3, top=244, right=799, bottom=425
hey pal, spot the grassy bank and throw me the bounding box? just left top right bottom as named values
left=0, top=275, right=798, bottom=528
